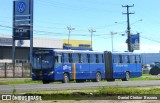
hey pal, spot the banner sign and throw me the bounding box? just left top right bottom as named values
left=13, top=0, right=33, bottom=40
left=131, top=33, right=140, bottom=50
left=14, top=25, right=30, bottom=40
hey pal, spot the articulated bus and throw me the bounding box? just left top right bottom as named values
left=32, top=49, right=142, bottom=84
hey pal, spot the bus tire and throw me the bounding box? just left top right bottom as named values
left=42, top=80, right=49, bottom=84
left=95, top=72, right=101, bottom=82
left=62, top=73, right=69, bottom=83
left=122, top=72, right=130, bottom=81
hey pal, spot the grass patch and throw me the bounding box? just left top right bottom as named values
left=142, top=74, right=152, bottom=76
left=0, top=79, right=41, bottom=85
left=130, top=76, right=160, bottom=81
left=22, top=87, right=160, bottom=100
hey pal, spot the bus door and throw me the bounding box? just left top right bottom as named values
left=104, top=51, right=113, bottom=80
left=54, top=53, right=63, bottom=80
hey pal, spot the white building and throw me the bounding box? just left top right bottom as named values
left=0, top=35, right=63, bottom=63
left=0, top=35, right=91, bottom=63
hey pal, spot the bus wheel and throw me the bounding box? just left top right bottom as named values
left=62, top=73, right=69, bottom=83
left=122, top=72, right=130, bottom=81
left=95, top=72, right=101, bottom=82
left=42, top=80, right=49, bottom=84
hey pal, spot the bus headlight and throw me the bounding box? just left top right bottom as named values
left=48, top=71, right=54, bottom=76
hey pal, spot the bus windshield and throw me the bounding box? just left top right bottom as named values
left=33, top=54, right=53, bottom=69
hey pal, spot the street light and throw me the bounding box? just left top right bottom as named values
left=67, top=26, right=75, bottom=45
left=110, top=32, right=117, bottom=52
left=89, top=29, right=96, bottom=50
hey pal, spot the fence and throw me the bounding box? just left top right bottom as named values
left=0, top=63, right=31, bottom=78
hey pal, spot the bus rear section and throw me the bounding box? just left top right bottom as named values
left=104, top=51, right=142, bottom=81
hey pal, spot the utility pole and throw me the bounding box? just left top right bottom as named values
left=110, top=32, right=117, bottom=52
left=67, top=26, right=75, bottom=45
left=89, top=29, right=96, bottom=50
left=122, top=4, right=134, bottom=52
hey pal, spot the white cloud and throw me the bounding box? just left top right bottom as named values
left=138, top=44, right=160, bottom=53
left=115, top=43, right=160, bottom=53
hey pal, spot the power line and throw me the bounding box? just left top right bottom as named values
left=140, top=36, right=160, bottom=44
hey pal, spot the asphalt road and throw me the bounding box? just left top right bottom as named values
left=0, top=80, right=160, bottom=93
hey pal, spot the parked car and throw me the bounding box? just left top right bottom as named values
left=143, top=64, right=151, bottom=74
left=149, top=63, right=160, bottom=75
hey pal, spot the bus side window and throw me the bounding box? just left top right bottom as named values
left=90, top=54, right=96, bottom=63
left=55, top=53, right=62, bottom=63
left=129, top=55, right=135, bottom=63
left=63, top=53, right=69, bottom=63
left=102, top=54, right=104, bottom=63
left=72, top=53, right=79, bottom=63
left=127, top=55, right=130, bottom=63
left=96, top=54, right=99, bottom=63
left=136, top=55, right=141, bottom=63
left=87, top=54, right=90, bottom=63
left=79, top=54, right=82, bottom=63
left=139, top=55, right=141, bottom=63
left=69, top=53, right=72, bottom=63
left=113, top=55, right=120, bottom=63
left=122, top=55, right=128, bottom=63
left=58, top=55, right=62, bottom=63
left=98, top=54, right=103, bottom=63
left=81, top=54, right=88, bottom=63
left=55, top=56, right=58, bottom=63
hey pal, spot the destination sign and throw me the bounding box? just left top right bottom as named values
left=34, top=51, right=51, bottom=54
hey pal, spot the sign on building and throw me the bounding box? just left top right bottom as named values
left=131, top=33, right=140, bottom=50
left=13, top=0, right=33, bottom=40
left=0, top=38, right=12, bottom=46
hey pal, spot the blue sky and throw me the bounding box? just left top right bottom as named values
left=0, top=0, right=160, bottom=53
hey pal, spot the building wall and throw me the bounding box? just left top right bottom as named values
left=142, top=53, right=160, bottom=64
left=0, top=35, right=63, bottom=48
left=0, top=35, right=91, bottom=63
left=63, top=39, right=91, bottom=47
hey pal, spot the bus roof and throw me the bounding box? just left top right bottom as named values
left=53, top=49, right=103, bottom=54
left=36, top=49, right=141, bottom=55
left=112, top=52, right=141, bottom=55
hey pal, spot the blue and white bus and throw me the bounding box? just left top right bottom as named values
left=32, top=49, right=142, bottom=84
